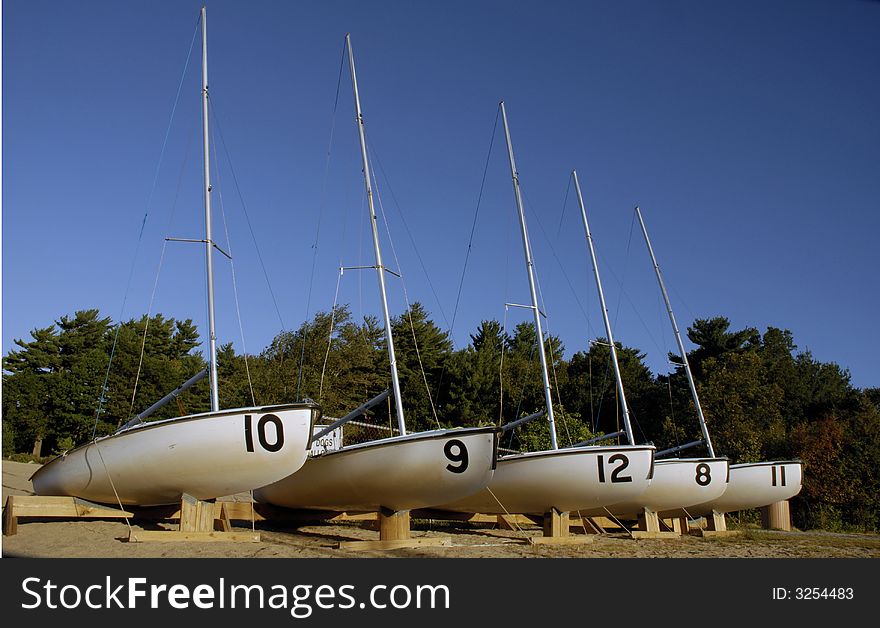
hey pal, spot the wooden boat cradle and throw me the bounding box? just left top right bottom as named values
left=5, top=494, right=796, bottom=548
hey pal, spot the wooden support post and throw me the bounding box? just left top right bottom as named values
left=4, top=496, right=18, bottom=536
left=530, top=509, right=592, bottom=545
left=337, top=507, right=455, bottom=551
left=215, top=503, right=232, bottom=532
left=129, top=494, right=260, bottom=543
left=761, top=500, right=792, bottom=531
left=543, top=508, right=569, bottom=538
left=378, top=508, right=410, bottom=541
left=179, top=493, right=214, bottom=533
left=694, top=510, right=741, bottom=537
left=631, top=508, right=680, bottom=538
left=705, top=510, right=727, bottom=532
left=638, top=508, right=660, bottom=533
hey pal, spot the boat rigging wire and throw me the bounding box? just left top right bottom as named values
left=319, top=272, right=344, bottom=402
left=523, top=185, right=613, bottom=439
left=367, top=139, right=450, bottom=330
left=449, top=106, right=501, bottom=335
left=498, top=305, right=509, bottom=425
left=297, top=37, right=347, bottom=401
left=523, top=193, right=578, bottom=446
left=371, top=152, right=442, bottom=430
left=432, top=106, right=501, bottom=410
left=127, top=106, right=200, bottom=426
left=209, top=102, right=287, bottom=335
left=93, top=440, right=134, bottom=535
left=210, top=111, right=256, bottom=406
left=91, top=16, right=200, bottom=439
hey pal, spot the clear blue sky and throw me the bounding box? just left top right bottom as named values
left=3, top=0, right=878, bottom=390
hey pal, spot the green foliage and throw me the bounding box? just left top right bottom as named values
left=5, top=453, right=54, bottom=464
left=2, top=304, right=877, bottom=532
left=391, top=302, right=454, bottom=432
left=2, top=419, right=14, bottom=457
left=563, top=339, right=661, bottom=446
left=2, top=309, right=209, bottom=453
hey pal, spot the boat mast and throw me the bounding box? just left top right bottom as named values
left=499, top=101, right=558, bottom=450
left=345, top=34, right=406, bottom=436
left=571, top=171, right=635, bottom=445
left=635, top=206, right=715, bottom=457
left=200, top=6, right=220, bottom=412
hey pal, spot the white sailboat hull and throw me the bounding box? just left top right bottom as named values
left=580, top=457, right=730, bottom=519
left=254, top=426, right=498, bottom=512
left=436, top=445, right=656, bottom=515
left=30, top=403, right=319, bottom=506
left=686, top=460, right=803, bottom=516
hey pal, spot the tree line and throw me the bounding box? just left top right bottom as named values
left=3, top=305, right=878, bottom=532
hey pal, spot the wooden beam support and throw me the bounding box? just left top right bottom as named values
left=542, top=508, right=569, bottom=538
left=529, top=535, right=593, bottom=545
left=694, top=529, right=741, bottom=538
left=574, top=517, right=607, bottom=534
left=217, top=502, right=380, bottom=524
left=630, top=531, right=681, bottom=539
left=3, top=495, right=134, bottom=536
left=3, top=496, right=17, bottom=536
left=411, top=509, right=539, bottom=526
left=637, top=508, right=661, bottom=533
left=666, top=517, right=690, bottom=534
left=179, top=494, right=213, bottom=533
left=338, top=537, right=451, bottom=551
left=705, top=511, right=728, bottom=532
left=4, top=495, right=254, bottom=542
left=762, top=500, right=792, bottom=531
left=128, top=530, right=260, bottom=543
left=378, top=508, right=410, bottom=541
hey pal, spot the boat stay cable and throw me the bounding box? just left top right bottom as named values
left=126, top=122, right=199, bottom=426
left=370, top=152, right=442, bottom=429
left=210, top=118, right=256, bottom=406
left=297, top=37, right=347, bottom=401
left=93, top=441, right=134, bottom=534
left=429, top=107, right=501, bottom=411
left=318, top=186, right=358, bottom=404
left=521, top=184, right=621, bottom=439
left=366, top=136, right=450, bottom=329
left=91, top=17, right=201, bottom=439
left=525, top=199, right=578, bottom=446
left=318, top=271, right=344, bottom=403
left=209, top=102, right=287, bottom=334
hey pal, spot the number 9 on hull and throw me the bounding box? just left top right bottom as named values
left=253, top=427, right=498, bottom=512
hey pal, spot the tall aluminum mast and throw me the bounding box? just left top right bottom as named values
left=200, top=6, right=219, bottom=412
left=499, top=101, right=558, bottom=450
left=572, top=171, right=635, bottom=445
left=345, top=34, right=406, bottom=436
left=635, top=206, right=715, bottom=457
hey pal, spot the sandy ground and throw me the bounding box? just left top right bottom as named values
left=4, top=460, right=879, bottom=559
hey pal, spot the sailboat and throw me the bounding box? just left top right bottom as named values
left=633, top=206, right=802, bottom=518
left=30, top=7, right=318, bottom=507
left=252, top=34, right=497, bottom=513
left=436, top=103, right=654, bottom=517
left=570, top=176, right=727, bottom=522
